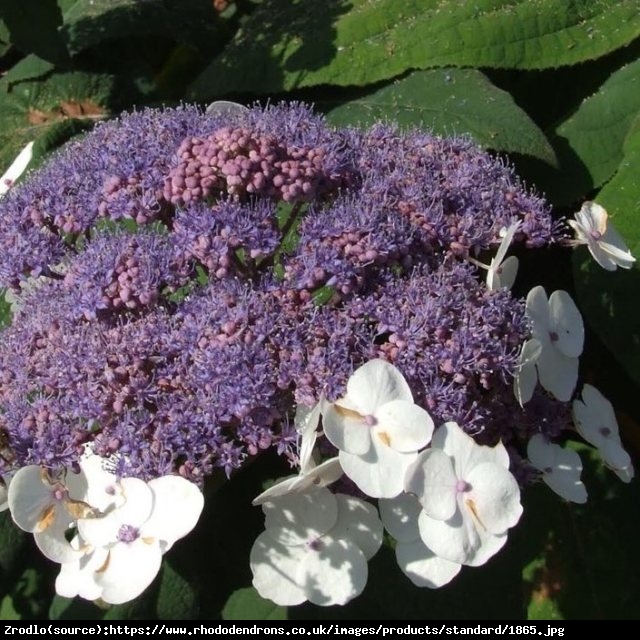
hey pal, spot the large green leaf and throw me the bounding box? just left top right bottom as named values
left=0, top=70, right=113, bottom=174
left=62, top=0, right=222, bottom=55
left=573, top=115, right=640, bottom=385
left=542, top=58, right=640, bottom=205
left=327, top=69, right=556, bottom=164
left=0, top=0, right=69, bottom=63
left=155, top=561, right=198, bottom=620
left=223, top=588, right=288, bottom=621
left=189, top=0, right=640, bottom=99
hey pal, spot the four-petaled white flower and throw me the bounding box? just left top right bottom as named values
left=523, top=286, right=584, bottom=402
left=322, top=359, right=434, bottom=498
left=0, top=141, right=34, bottom=197
left=405, top=422, right=522, bottom=566
left=253, top=398, right=342, bottom=505
left=527, top=434, right=587, bottom=503
left=57, top=475, right=204, bottom=605
left=250, top=487, right=383, bottom=606
left=573, top=384, right=634, bottom=482
left=379, top=493, right=461, bottom=588
left=568, top=201, right=636, bottom=271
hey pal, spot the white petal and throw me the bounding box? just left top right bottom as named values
left=298, top=537, right=368, bottom=606
left=577, top=202, right=607, bottom=236
left=378, top=493, right=421, bottom=543
left=68, top=450, right=122, bottom=512
left=0, top=141, right=34, bottom=196
left=338, top=438, right=417, bottom=499
left=96, top=539, right=163, bottom=605
left=489, top=255, right=519, bottom=291
left=613, top=463, right=635, bottom=483
left=263, top=488, right=338, bottom=546
left=417, top=509, right=479, bottom=566
left=144, top=476, right=204, bottom=548
left=205, top=101, right=249, bottom=117
left=0, top=481, right=7, bottom=512
left=250, top=531, right=307, bottom=606
left=322, top=402, right=371, bottom=455
left=252, top=458, right=343, bottom=506
left=465, top=463, right=523, bottom=534
left=432, top=421, right=510, bottom=474
left=34, top=512, right=85, bottom=563
left=599, top=239, right=636, bottom=269
left=526, top=286, right=551, bottom=335
left=7, top=466, right=60, bottom=533
left=573, top=384, right=620, bottom=445
left=296, top=401, right=321, bottom=473
left=55, top=546, right=108, bottom=601
left=548, top=290, right=584, bottom=358
left=536, top=344, right=578, bottom=402
left=330, top=494, right=383, bottom=560
left=345, top=359, right=413, bottom=413
left=527, top=434, right=586, bottom=504
left=404, top=449, right=457, bottom=521
left=514, top=339, right=542, bottom=406
left=373, top=400, right=434, bottom=452
left=395, top=539, right=461, bottom=588
left=588, top=240, right=624, bottom=271
left=417, top=509, right=508, bottom=567
left=599, top=439, right=632, bottom=471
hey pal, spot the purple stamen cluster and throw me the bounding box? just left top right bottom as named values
left=163, top=126, right=334, bottom=206
left=0, top=102, right=569, bottom=484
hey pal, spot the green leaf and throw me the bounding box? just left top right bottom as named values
left=0, top=70, right=113, bottom=174
left=49, top=596, right=106, bottom=621
left=327, top=69, right=556, bottom=164
left=62, top=0, right=222, bottom=55
left=0, top=595, right=21, bottom=620
left=156, top=561, right=198, bottom=620
left=3, top=55, right=56, bottom=87
left=223, top=587, right=288, bottom=620
left=189, top=0, right=640, bottom=99
left=548, top=58, right=640, bottom=205
left=0, top=0, right=69, bottom=63
left=0, top=512, right=26, bottom=577
left=573, top=113, right=640, bottom=386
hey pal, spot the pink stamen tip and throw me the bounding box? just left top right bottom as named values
left=363, top=414, right=377, bottom=426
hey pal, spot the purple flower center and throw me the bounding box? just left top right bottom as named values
left=308, top=538, right=323, bottom=552
left=363, top=414, right=377, bottom=426
left=549, top=331, right=559, bottom=343
left=455, top=479, right=471, bottom=493
left=599, top=426, right=612, bottom=438
left=590, top=229, right=603, bottom=241
left=52, top=485, right=68, bottom=501
left=117, top=524, right=140, bottom=543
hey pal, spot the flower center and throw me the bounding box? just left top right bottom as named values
left=308, top=538, right=323, bottom=552
left=363, top=414, right=377, bottom=426
left=52, top=485, right=68, bottom=502
left=117, top=524, right=140, bottom=543
left=455, top=479, right=471, bottom=493
left=590, top=229, right=603, bottom=241
left=599, top=426, right=611, bottom=438
left=549, top=331, right=559, bottom=343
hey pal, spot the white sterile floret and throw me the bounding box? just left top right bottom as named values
left=573, top=384, right=634, bottom=481
left=252, top=398, right=342, bottom=505
left=404, top=422, right=522, bottom=567
left=0, top=141, right=34, bottom=197
left=487, top=222, right=520, bottom=290
left=7, top=466, right=92, bottom=563
left=322, top=359, right=434, bottom=499
left=527, top=434, right=587, bottom=503
left=59, top=475, right=204, bottom=605
left=524, top=286, right=584, bottom=402
left=250, top=487, right=383, bottom=606
left=568, top=201, right=636, bottom=271
left=205, top=100, right=249, bottom=117
left=379, top=493, right=461, bottom=588
left=513, top=338, right=542, bottom=406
